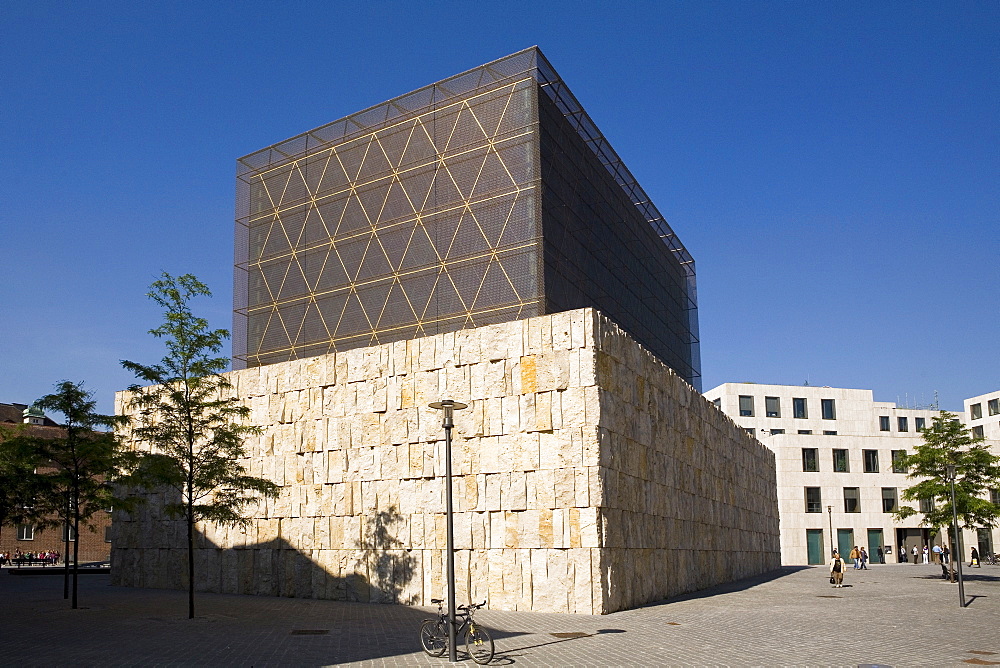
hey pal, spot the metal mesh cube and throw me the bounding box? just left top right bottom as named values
left=234, top=47, right=700, bottom=389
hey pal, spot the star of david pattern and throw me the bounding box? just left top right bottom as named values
left=239, top=79, right=544, bottom=366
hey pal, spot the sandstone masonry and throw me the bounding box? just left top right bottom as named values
left=113, top=308, right=780, bottom=614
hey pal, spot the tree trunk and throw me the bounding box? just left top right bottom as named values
left=71, top=493, right=80, bottom=609
left=187, top=497, right=195, bottom=619
left=63, top=494, right=71, bottom=600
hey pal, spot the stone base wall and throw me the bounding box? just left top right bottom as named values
left=113, top=308, right=779, bottom=613
left=592, top=320, right=781, bottom=610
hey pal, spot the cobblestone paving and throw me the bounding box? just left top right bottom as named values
left=2, top=563, right=998, bottom=667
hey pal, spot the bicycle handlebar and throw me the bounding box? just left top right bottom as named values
left=458, top=600, right=487, bottom=611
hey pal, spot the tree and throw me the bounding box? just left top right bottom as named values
left=0, top=422, right=42, bottom=543
left=893, top=411, right=1000, bottom=571
left=121, top=273, right=278, bottom=619
left=32, top=381, right=134, bottom=608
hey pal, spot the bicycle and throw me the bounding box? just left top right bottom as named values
left=419, top=599, right=494, bottom=664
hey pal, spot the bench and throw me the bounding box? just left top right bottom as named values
left=9, top=558, right=55, bottom=568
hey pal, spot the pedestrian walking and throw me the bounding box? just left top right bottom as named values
left=860, top=547, right=869, bottom=570
left=830, top=551, right=846, bottom=588
left=850, top=546, right=860, bottom=569
left=943, top=545, right=950, bottom=564
left=912, top=545, right=919, bottom=564
left=876, top=546, right=884, bottom=564
left=900, top=546, right=907, bottom=563
left=922, top=545, right=930, bottom=564
left=971, top=547, right=980, bottom=567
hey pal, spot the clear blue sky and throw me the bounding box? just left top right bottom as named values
left=2, top=1, right=997, bottom=416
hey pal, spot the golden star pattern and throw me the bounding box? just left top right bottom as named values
left=236, top=78, right=543, bottom=367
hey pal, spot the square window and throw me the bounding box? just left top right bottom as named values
left=844, top=487, right=860, bottom=513
left=802, top=448, right=819, bottom=472
left=739, top=395, right=754, bottom=417
left=17, top=524, right=34, bottom=541
left=805, top=487, right=822, bottom=513
left=770, top=428, right=785, bottom=435
left=863, top=449, right=879, bottom=473
left=915, top=417, right=925, bottom=431
left=744, top=427, right=756, bottom=437
left=897, top=416, right=908, bottom=432
left=793, top=398, right=808, bottom=419
left=765, top=396, right=781, bottom=418
left=882, top=488, right=897, bottom=513
left=821, top=399, right=836, bottom=420
left=879, top=416, right=890, bottom=431
left=973, top=425, right=984, bottom=439
left=990, top=488, right=1000, bottom=505
left=712, top=397, right=721, bottom=408
left=989, top=399, right=999, bottom=416
left=833, top=449, right=849, bottom=473
left=891, top=450, right=908, bottom=474
left=919, top=497, right=935, bottom=513
left=970, top=403, right=983, bottom=420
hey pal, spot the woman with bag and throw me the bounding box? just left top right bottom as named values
left=830, top=551, right=846, bottom=588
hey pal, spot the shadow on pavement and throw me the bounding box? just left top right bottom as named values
left=635, top=566, right=811, bottom=608
left=496, top=628, right=626, bottom=663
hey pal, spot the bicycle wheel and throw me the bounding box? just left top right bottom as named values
left=465, top=624, right=494, bottom=664
left=420, top=619, right=447, bottom=657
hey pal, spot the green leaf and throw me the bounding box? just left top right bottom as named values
left=120, top=273, right=279, bottom=618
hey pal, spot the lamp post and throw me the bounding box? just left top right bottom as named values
left=946, top=465, right=966, bottom=607
left=827, top=505, right=834, bottom=555
left=429, top=399, right=467, bottom=663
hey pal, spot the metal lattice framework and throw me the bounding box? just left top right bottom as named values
left=235, top=47, right=699, bottom=386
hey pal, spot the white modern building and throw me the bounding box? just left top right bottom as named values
left=966, top=391, right=1000, bottom=440
left=704, top=383, right=1000, bottom=566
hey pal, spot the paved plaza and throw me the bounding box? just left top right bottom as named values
left=2, top=562, right=998, bottom=667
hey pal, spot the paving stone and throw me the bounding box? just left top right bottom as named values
left=2, top=563, right=997, bottom=666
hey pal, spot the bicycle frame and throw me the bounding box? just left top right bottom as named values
left=426, top=600, right=476, bottom=634
left=420, top=599, right=494, bottom=664
left=424, top=603, right=473, bottom=637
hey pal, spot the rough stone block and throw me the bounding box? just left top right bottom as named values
left=113, top=307, right=779, bottom=615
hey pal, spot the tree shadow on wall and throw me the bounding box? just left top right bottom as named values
left=113, top=494, right=416, bottom=606
left=355, top=504, right=417, bottom=604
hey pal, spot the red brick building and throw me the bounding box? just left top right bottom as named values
left=0, top=403, right=112, bottom=564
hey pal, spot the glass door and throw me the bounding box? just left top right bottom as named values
left=867, top=529, right=884, bottom=564
left=838, top=529, right=854, bottom=563
left=807, top=529, right=825, bottom=565
left=978, top=528, right=993, bottom=561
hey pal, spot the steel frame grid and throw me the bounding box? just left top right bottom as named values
left=235, top=74, right=545, bottom=368
left=233, top=46, right=699, bottom=388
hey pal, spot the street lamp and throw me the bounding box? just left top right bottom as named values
left=946, top=465, right=966, bottom=607
left=828, top=505, right=834, bottom=554
left=429, top=399, right=467, bottom=663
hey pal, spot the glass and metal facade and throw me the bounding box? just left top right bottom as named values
left=234, top=47, right=700, bottom=388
